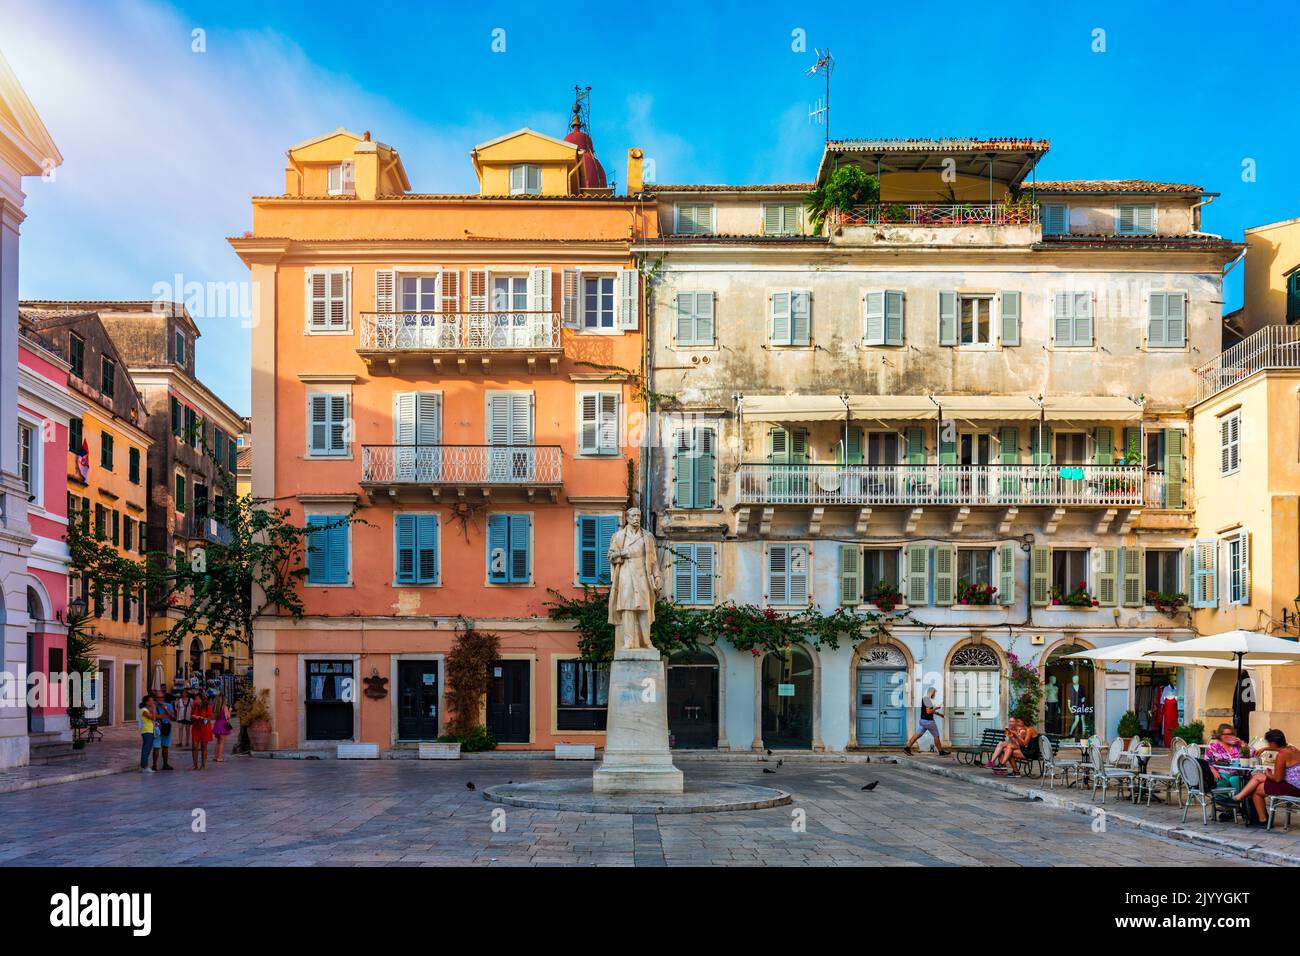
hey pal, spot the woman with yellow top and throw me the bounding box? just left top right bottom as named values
left=138, top=692, right=158, bottom=773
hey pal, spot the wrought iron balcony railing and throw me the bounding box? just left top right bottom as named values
left=359, top=311, right=562, bottom=352
left=829, top=202, right=1040, bottom=228
left=1194, top=324, right=1300, bottom=403
left=734, top=463, right=1157, bottom=508
left=361, top=444, right=563, bottom=486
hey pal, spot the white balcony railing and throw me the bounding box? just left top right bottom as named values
left=361, top=444, right=562, bottom=486
left=359, top=311, right=562, bottom=352
left=734, top=464, right=1155, bottom=507
left=1194, top=324, right=1300, bottom=403
left=830, top=202, right=1040, bottom=228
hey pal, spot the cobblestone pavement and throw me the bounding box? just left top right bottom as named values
left=0, top=756, right=1270, bottom=866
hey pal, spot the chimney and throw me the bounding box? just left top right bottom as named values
left=626, top=148, right=644, bottom=195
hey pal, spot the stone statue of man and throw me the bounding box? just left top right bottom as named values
left=606, top=507, right=661, bottom=652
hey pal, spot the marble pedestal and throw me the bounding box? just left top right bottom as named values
left=593, top=648, right=683, bottom=794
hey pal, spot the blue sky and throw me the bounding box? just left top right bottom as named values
left=5, top=0, right=1298, bottom=414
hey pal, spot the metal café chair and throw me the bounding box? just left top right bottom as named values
left=1090, top=739, right=1136, bottom=804
left=1037, top=734, right=1079, bottom=789
left=1178, top=751, right=1236, bottom=826
left=1136, top=744, right=1185, bottom=809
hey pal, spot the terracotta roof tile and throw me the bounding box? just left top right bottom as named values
left=1030, top=179, right=1207, bottom=195
left=827, top=137, right=1049, bottom=152
left=645, top=183, right=813, bottom=194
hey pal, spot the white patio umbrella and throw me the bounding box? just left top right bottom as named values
left=1140, top=631, right=1300, bottom=729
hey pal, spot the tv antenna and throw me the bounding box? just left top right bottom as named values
left=806, top=48, right=834, bottom=143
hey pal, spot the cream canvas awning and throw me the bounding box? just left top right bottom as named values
left=932, top=396, right=1041, bottom=421
left=1043, top=396, right=1142, bottom=422
left=740, top=395, right=938, bottom=422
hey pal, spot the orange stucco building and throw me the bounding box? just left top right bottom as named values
left=231, top=115, right=655, bottom=751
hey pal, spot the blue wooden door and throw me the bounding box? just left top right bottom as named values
left=856, top=668, right=905, bottom=745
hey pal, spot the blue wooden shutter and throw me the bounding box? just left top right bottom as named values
left=395, top=515, right=416, bottom=583
left=417, top=515, right=438, bottom=583
left=595, top=515, right=617, bottom=585
left=327, top=521, right=348, bottom=583
left=694, top=544, right=715, bottom=604
left=487, top=514, right=508, bottom=583
left=694, top=427, right=714, bottom=508
left=1165, top=293, right=1186, bottom=347
left=673, top=429, right=692, bottom=508
left=1042, top=203, right=1067, bottom=235
left=770, top=292, right=791, bottom=344
left=578, top=516, right=599, bottom=583
left=1147, top=293, right=1167, bottom=348
left=306, top=515, right=328, bottom=582
left=509, top=515, right=530, bottom=583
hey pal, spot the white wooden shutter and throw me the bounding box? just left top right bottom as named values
left=791, top=289, right=811, bottom=345
left=438, top=270, right=460, bottom=313
left=579, top=394, right=599, bottom=454
left=416, top=393, right=440, bottom=445
left=768, top=545, right=788, bottom=605
left=906, top=544, right=929, bottom=605
left=307, top=271, right=328, bottom=330
left=468, top=270, right=489, bottom=312
left=598, top=392, right=618, bottom=454
left=619, top=268, right=638, bottom=329
left=328, top=270, right=348, bottom=329
left=529, top=267, right=552, bottom=315
left=839, top=545, right=861, bottom=605
left=393, top=393, right=416, bottom=444
left=562, top=269, right=581, bottom=328
left=771, top=291, right=791, bottom=344
left=999, top=291, right=1020, bottom=347
left=884, top=290, right=904, bottom=345
left=694, top=544, right=715, bottom=604
left=788, top=544, right=809, bottom=604
left=375, top=269, right=395, bottom=313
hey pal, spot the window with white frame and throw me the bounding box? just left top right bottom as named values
left=767, top=543, right=809, bottom=606
left=578, top=392, right=619, bottom=456
left=306, top=269, right=350, bottom=332
left=959, top=295, right=993, bottom=346
left=1219, top=411, right=1240, bottom=475
left=864, top=290, right=904, bottom=346
left=327, top=161, right=355, bottom=196
left=675, top=203, right=714, bottom=235
left=509, top=164, right=542, bottom=195
left=491, top=275, right=528, bottom=311
left=1225, top=531, right=1249, bottom=605
left=672, top=543, right=716, bottom=605
left=1145, top=549, right=1182, bottom=597
left=582, top=275, right=615, bottom=330
left=762, top=202, right=802, bottom=236
left=401, top=275, right=438, bottom=312
left=1116, top=202, right=1156, bottom=235
left=675, top=291, right=715, bottom=346
left=17, top=422, right=36, bottom=497
left=1052, top=291, right=1093, bottom=347
left=308, top=393, right=350, bottom=457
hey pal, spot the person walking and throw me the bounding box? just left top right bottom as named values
left=190, top=690, right=213, bottom=770
left=138, top=693, right=157, bottom=773
left=174, top=688, right=192, bottom=749
left=152, top=692, right=176, bottom=771
left=211, top=694, right=233, bottom=762
left=904, top=687, right=949, bottom=756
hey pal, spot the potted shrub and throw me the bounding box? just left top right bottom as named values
left=869, top=581, right=904, bottom=613
left=1117, top=710, right=1141, bottom=747
left=1049, top=581, right=1100, bottom=608
left=234, top=688, right=273, bottom=752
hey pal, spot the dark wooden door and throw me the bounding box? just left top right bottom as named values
left=487, top=660, right=529, bottom=743
left=397, top=661, right=440, bottom=740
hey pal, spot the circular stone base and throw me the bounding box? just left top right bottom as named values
left=482, top=778, right=791, bottom=814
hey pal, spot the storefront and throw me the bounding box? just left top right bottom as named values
left=1044, top=644, right=1096, bottom=738
left=762, top=645, right=814, bottom=749
left=1134, top=663, right=1184, bottom=744
left=667, top=649, right=719, bottom=749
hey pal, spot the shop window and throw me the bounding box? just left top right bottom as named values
left=557, top=660, right=608, bottom=731
left=1044, top=644, right=1095, bottom=738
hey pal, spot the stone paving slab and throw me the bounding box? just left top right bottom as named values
left=0, top=725, right=144, bottom=794
left=0, top=755, right=1272, bottom=867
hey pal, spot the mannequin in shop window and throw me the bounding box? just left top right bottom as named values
left=1044, top=675, right=1061, bottom=732
left=1068, top=674, right=1090, bottom=738
left=1159, top=676, right=1179, bottom=748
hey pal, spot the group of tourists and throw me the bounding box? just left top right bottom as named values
left=985, top=716, right=1040, bottom=776
left=138, top=686, right=234, bottom=772
left=1204, top=722, right=1300, bottom=824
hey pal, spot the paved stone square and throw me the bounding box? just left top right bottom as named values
left=0, top=755, right=1276, bottom=867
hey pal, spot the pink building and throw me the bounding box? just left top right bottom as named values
left=16, top=324, right=83, bottom=740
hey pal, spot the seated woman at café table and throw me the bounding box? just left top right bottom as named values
left=1205, top=723, right=1252, bottom=780
left=1231, top=729, right=1300, bottom=824
left=987, top=718, right=1038, bottom=776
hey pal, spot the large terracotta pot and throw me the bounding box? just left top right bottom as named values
left=247, top=719, right=273, bottom=752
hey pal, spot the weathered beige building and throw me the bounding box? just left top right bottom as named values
left=638, top=138, right=1242, bottom=752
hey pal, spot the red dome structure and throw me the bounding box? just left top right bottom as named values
left=564, top=94, right=607, bottom=190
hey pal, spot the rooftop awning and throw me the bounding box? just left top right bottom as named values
left=932, top=396, right=1041, bottom=421
left=1043, top=397, right=1142, bottom=422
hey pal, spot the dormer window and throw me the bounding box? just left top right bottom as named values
left=509, top=164, right=542, bottom=195
left=1115, top=202, right=1156, bottom=235
left=762, top=202, right=802, bottom=236
left=174, top=329, right=187, bottom=366
left=328, top=161, right=356, bottom=196
left=675, top=203, right=715, bottom=236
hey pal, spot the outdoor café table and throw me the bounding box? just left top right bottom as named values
left=1059, top=742, right=1089, bottom=787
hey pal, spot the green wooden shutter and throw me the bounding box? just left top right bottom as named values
left=999, top=426, right=1020, bottom=497
left=1122, top=547, right=1143, bottom=607
left=770, top=292, right=791, bottom=344
left=839, top=545, right=861, bottom=606
left=938, top=291, right=957, bottom=346
left=676, top=293, right=695, bottom=345
left=904, top=427, right=926, bottom=465
left=1166, top=293, right=1186, bottom=347
left=1053, top=293, right=1073, bottom=345
left=933, top=543, right=956, bottom=606
left=1093, top=427, right=1113, bottom=465
left=1000, top=291, right=1020, bottom=347
left=694, top=427, right=715, bottom=508
left=695, top=292, right=714, bottom=345
left=791, top=290, right=811, bottom=345
left=906, top=544, right=929, bottom=605
left=884, top=290, right=904, bottom=345
left=1096, top=547, right=1118, bottom=606
left=1192, top=539, right=1217, bottom=608
left=1147, top=293, right=1167, bottom=348
left=790, top=428, right=809, bottom=463
left=1030, top=546, right=1050, bottom=606
left=1164, top=428, right=1184, bottom=508
left=768, top=427, right=789, bottom=464
left=1030, top=424, right=1052, bottom=465
left=673, top=429, right=692, bottom=508
left=842, top=427, right=863, bottom=465
left=1073, top=292, right=1093, bottom=346
left=864, top=291, right=885, bottom=345
left=999, top=542, right=1015, bottom=605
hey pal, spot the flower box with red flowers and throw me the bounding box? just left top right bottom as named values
left=1049, top=582, right=1099, bottom=608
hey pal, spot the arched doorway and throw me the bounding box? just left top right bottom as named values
left=855, top=643, right=907, bottom=746
left=1204, top=667, right=1255, bottom=736
left=1044, top=643, right=1096, bottom=737
left=949, top=643, right=1002, bottom=746
left=25, top=587, right=42, bottom=733
left=667, top=648, right=719, bottom=749
left=761, top=645, right=814, bottom=749
left=188, top=638, right=204, bottom=677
